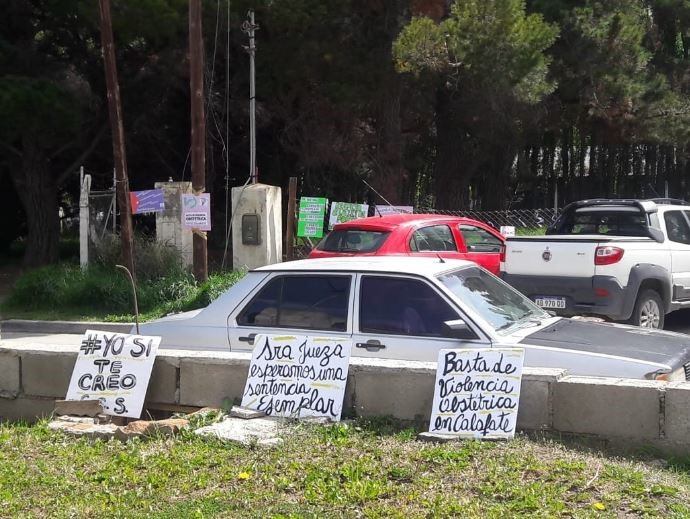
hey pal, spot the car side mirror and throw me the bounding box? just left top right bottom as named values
left=442, top=319, right=478, bottom=340
left=648, top=227, right=665, bottom=243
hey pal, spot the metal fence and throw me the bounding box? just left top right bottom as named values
left=289, top=207, right=561, bottom=259
left=415, top=208, right=561, bottom=235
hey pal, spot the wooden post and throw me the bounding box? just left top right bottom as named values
left=189, top=0, right=208, bottom=281
left=285, top=177, right=297, bottom=261
left=98, top=0, right=135, bottom=277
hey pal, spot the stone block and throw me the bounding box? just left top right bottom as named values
left=664, top=382, right=690, bottom=446
left=0, top=349, right=20, bottom=397
left=553, top=377, right=663, bottom=440
left=54, top=399, right=104, bottom=417
left=179, top=357, right=249, bottom=407
left=517, top=368, right=566, bottom=431
left=21, top=351, right=77, bottom=398
left=0, top=396, right=55, bottom=423
left=145, top=355, right=179, bottom=404
left=351, top=368, right=435, bottom=422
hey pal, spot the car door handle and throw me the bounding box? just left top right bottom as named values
left=356, top=339, right=386, bottom=351
left=239, top=333, right=256, bottom=345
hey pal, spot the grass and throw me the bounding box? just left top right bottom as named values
left=0, top=265, right=245, bottom=322
left=0, top=419, right=688, bottom=517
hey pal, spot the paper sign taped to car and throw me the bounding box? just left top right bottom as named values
left=65, top=330, right=161, bottom=418
left=241, top=334, right=352, bottom=421
left=429, top=348, right=525, bottom=439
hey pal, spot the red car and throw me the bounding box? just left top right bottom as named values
left=309, top=214, right=505, bottom=274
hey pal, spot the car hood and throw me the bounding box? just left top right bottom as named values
left=520, top=319, right=690, bottom=368
left=150, top=309, right=203, bottom=323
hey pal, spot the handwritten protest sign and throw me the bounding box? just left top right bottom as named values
left=66, top=330, right=161, bottom=418
left=429, top=348, right=525, bottom=439
left=374, top=205, right=413, bottom=216
left=241, top=334, right=352, bottom=420
left=297, top=197, right=328, bottom=238
left=328, top=202, right=369, bottom=229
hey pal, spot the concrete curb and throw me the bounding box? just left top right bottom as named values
left=0, top=319, right=134, bottom=335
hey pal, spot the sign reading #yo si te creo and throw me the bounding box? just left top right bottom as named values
left=241, top=334, right=352, bottom=421
left=65, top=330, right=161, bottom=418
left=429, top=348, right=525, bottom=439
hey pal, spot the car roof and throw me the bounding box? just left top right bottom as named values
left=333, top=213, right=484, bottom=231
left=252, top=256, right=475, bottom=276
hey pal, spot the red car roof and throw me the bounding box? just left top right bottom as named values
left=333, top=213, right=491, bottom=232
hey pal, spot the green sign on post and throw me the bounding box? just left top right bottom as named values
left=297, top=197, right=328, bottom=238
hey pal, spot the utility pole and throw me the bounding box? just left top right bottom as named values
left=98, top=0, right=135, bottom=277
left=189, top=0, right=208, bottom=281
left=242, top=10, right=258, bottom=183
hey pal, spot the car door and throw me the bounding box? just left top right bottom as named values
left=456, top=223, right=504, bottom=275
left=407, top=224, right=462, bottom=260
left=350, top=274, right=491, bottom=361
left=227, top=273, right=354, bottom=350
left=663, top=210, right=690, bottom=299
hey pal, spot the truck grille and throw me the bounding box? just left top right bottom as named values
left=685, top=362, right=690, bottom=382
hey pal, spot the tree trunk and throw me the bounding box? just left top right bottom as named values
left=11, top=135, right=59, bottom=267
left=373, top=69, right=405, bottom=204
left=433, top=89, right=476, bottom=209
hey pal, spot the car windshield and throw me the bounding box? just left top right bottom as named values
left=438, top=267, right=549, bottom=334
left=316, top=229, right=390, bottom=253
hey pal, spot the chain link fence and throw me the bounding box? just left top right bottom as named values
left=289, top=207, right=561, bottom=259
left=415, top=208, right=561, bottom=235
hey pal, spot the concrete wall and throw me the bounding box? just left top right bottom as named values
left=155, top=181, right=193, bottom=266
left=1, top=343, right=689, bottom=453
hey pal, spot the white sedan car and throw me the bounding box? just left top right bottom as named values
left=138, top=257, right=690, bottom=381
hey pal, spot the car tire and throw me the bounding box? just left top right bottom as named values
left=628, top=289, right=665, bottom=329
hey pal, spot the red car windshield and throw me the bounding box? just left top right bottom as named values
left=316, top=229, right=390, bottom=253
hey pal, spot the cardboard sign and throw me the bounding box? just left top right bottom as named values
left=181, top=193, right=211, bottom=231
left=241, top=334, right=352, bottom=420
left=374, top=205, right=413, bottom=216
left=130, top=189, right=165, bottom=214
left=500, top=226, right=516, bottom=237
left=328, top=202, right=369, bottom=230
left=297, top=197, right=328, bottom=238
left=429, top=348, right=525, bottom=439
left=65, top=330, right=161, bottom=418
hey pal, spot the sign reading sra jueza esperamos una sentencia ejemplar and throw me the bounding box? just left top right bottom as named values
left=429, top=348, right=525, bottom=439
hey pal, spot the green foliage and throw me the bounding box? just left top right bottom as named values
left=92, top=234, right=187, bottom=282
left=0, top=421, right=688, bottom=516
left=1, top=263, right=245, bottom=322
left=394, top=0, right=559, bottom=104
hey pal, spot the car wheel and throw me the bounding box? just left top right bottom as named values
left=628, top=289, right=664, bottom=329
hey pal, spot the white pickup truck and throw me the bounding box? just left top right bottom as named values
left=501, top=199, right=690, bottom=329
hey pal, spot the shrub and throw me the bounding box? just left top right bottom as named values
left=92, top=233, right=187, bottom=282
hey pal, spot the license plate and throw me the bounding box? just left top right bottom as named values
left=534, top=297, right=566, bottom=309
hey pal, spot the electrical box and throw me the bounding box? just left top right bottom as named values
left=241, top=214, right=260, bottom=245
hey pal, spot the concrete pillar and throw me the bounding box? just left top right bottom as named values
left=231, top=183, right=282, bottom=270
left=155, top=182, right=193, bottom=266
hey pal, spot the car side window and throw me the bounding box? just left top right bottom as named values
left=237, top=275, right=351, bottom=331
left=664, top=211, right=690, bottom=245
left=359, top=276, right=460, bottom=337
left=458, top=224, right=502, bottom=253
left=409, top=225, right=456, bottom=252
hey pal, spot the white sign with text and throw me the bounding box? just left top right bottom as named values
left=241, top=334, right=352, bottom=421
left=66, top=330, right=161, bottom=418
left=429, top=348, right=525, bottom=439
